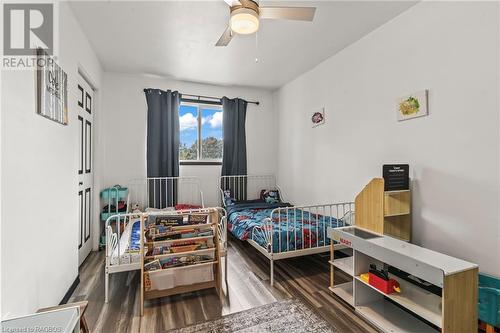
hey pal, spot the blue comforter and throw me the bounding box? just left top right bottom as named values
left=227, top=202, right=346, bottom=253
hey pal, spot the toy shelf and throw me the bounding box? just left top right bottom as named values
left=328, top=226, right=478, bottom=333
left=140, top=209, right=223, bottom=316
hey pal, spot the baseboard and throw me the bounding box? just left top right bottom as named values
left=60, top=275, right=80, bottom=305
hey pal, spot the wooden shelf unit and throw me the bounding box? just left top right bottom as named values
left=355, top=178, right=411, bottom=241
left=139, top=209, right=223, bottom=316
left=328, top=227, right=478, bottom=333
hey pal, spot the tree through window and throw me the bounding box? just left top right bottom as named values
left=179, top=103, right=223, bottom=162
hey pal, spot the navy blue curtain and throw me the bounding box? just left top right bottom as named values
left=221, top=97, right=248, bottom=200
left=144, top=88, right=180, bottom=208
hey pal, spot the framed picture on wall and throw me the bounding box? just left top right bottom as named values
left=311, top=107, right=325, bottom=127
left=396, top=90, right=428, bottom=121
left=36, top=48, right=68, bottom=125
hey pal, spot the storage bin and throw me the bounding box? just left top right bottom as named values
left=479, top=273, right=500, bottom=326
left=148, top=269, right=175, bottom=290
left=101, top=186, right=128, bottom=201
left=175, top=263, right=214, bottom=286
left=147, top=263, right=214, bottom=291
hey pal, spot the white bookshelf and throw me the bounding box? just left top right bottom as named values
left=328, top=226, right=478, bottom=333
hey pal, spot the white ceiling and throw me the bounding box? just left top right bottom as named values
left=69, top=1, right=416, bottom=89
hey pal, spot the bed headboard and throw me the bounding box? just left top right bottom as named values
left=219, top=174, right=279, bottom=205
left=128, top=176, right=204, bottom=209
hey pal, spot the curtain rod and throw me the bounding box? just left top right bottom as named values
left=181, top=93, right=260, bottom=106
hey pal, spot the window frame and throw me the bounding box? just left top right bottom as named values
left=179, top=101, right=223, bottom=165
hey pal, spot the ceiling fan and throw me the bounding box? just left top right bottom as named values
left=216, top=0, right=316, bottom=46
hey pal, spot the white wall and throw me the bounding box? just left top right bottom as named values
left=1, top=2, right=102, bottom=318
left=275, top=1, right=500, bottom=276
left=99, top=72, right=276, bottom=207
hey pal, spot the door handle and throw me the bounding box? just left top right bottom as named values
left=79, top=182, right=83, bottom=186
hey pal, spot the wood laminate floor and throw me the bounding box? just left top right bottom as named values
left=69, top=238, right=378, bottom=333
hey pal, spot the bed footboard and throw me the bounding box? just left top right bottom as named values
left=250, top=202, right=355, bottom=286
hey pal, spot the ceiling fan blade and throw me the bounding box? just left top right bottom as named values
left=215, top=26, right=233, bottom=46
left=259, top=6, right=316, bottom=21
left=223, top=0, right=241, bottom=6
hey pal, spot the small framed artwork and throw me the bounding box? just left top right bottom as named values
left=36, top=48, right=68, bottom=125
left=397, top=90, right=428, bottom=121
left=311, top=107, right=325, bottom=127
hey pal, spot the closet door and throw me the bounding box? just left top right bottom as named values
left=77, top=74, right=94, bottom=266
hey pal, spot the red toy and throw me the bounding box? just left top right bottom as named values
left=368, top=264, right=401, bottom=294
left=369, top=272, right=401, bottom=294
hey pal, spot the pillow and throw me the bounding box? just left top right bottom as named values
left=175, top=203, right=202, bottom=210
left=223, top=190, right=236, bottom=206
left=260, top=189, right=281, bottom=204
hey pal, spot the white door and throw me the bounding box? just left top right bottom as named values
left=77, top=75, right=94, bottom=265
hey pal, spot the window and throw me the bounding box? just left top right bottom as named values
left=179, top=103, right=223, bottom=163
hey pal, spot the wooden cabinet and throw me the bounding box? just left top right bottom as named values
left=355, top=178, right=411, bottom=241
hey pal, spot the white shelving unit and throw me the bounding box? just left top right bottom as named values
left=328, top=226, right=478, bottom=333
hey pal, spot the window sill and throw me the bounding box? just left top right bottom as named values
left=180, top=161, right=222, bottom=166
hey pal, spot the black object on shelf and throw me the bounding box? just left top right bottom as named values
left=383, top=164, right=409, bottom=191
left=388, top=266, right=442, bottom=296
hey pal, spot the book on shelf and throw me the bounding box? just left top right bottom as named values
left=147, top=226, right=214, bottom=242
left=156, top=215, right=184, bottom=227
left=144, top=259, right=162, bottom=272
left=188, top=213, right=209, bottom=224
left=146, top=238, right=213, bottom=256
left=159, top=254, right=214, bottom=269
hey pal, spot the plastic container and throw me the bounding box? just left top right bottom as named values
left=478, top=273, right=500, bottom=326
left=100, top=186, right=128, bottom=201
left=146, top=263, right=214, bottom=291
left=369, top=272, right=399, bottom=294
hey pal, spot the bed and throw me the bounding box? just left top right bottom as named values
left=220, top=175, right=354, bottom=285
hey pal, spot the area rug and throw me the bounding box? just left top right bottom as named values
left=166, top=298, right=337, bottom=333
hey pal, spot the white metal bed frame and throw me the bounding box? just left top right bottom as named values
left=220, top=174, right=355, bottom=286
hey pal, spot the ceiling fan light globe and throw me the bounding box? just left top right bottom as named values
left=230, top=8, right=259, bottom=35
